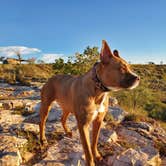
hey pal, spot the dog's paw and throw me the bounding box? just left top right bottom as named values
left=66, top=131, right=72, bottom=138
left=95, top=154, right=103, bottom=162
left=40, top=138, right=48, bottom=146
left=93, top=152, right=103, bottom=162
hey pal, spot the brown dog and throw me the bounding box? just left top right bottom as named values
left=39, top=40, right=140, bottom=166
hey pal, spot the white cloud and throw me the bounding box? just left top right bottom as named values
left=0, top=46, right=41, bottom=58
left=40, top=53, right=64, bottom=63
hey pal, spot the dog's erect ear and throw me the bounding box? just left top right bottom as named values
left=100, top=40, right=113, bottom=63
left=113, top=50, right=120, bottom=58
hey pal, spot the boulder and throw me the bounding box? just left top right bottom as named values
left=107, top=148, right=148, bottom=166
left=22, top=151, right=34, bottom=163
left=124, top=121, right=153, bottom=132
left=116, top=127, right=162, bottom=165
left=140, top=145, right=161, bottom=166
left=33, top=102, right=62, bottom=121
left=47, top=109, right=62, bottom=121
left=2, top=102, right=13, bottom=110
left=34, top=134, right=85, bottom=166
left=18, top=90, right=33, bottom=97
left=0, top=135, right=27, bottom=166
left=106, top=106, right=127, bottom=123
left=0, top=150, right=22, bottom=166
left=117, top=127, right=154, bottom=147
left=106, top=148, right=161, bottom=166
left=109, top=97, right=118, bottom=106
left=99, top=128, right=118, bottom=143
left=19, top=123, right=39, bottom=134
left=0, top=109, right=25, bottom=132
left=11, top=100, right=25, bottom=109
left=1, top=100, right=25, bottom=110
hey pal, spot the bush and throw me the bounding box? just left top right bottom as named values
left=154, top=141, right=166, bottom=156
left=123, top=113, right=148, bottom=122
left=145, top=102, right=166, bottom=121
left=112, top=85, right=154, bottom=113
left=124, top=114, right=139, bottom=122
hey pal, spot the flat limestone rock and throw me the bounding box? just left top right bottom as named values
left=34, top=133, right=85, bottom=166
left=99, top=128, right=118, bottom=143
left=0, top=135, right=27, bottom=166
left=106, top=148, right=161, bottom=166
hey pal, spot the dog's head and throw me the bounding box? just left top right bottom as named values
left=98, top=40, right=140, bottom=91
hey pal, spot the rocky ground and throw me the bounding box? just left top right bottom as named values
left=0, top=83, right=166, bottom=166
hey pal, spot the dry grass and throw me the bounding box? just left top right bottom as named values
left=0, top=64, right=54, bottom=85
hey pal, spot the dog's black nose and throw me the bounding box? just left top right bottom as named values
left=129, top=74, right=140, bottom=82
left=136, top=76, right=140, bottom=81
left=133, top=75, right=140, bottom=81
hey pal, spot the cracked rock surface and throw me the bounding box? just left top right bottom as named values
left=0, top=83, right=166, bottom=166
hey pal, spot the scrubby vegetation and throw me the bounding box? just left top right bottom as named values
left=0, top=64, right=54, bottom=85
left=0, top=46, right=166, bottom=124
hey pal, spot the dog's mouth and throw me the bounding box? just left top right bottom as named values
left=127, top=79, right=140, bottom=89
left=107, top=86, right=121, bottom=91
left=120, top=73, right=140, bottom=90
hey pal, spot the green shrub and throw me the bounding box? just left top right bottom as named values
left=124, top=114, right=139, bottom=122
left=154, top=141, right=166, bottom=156
left=145, top=102, right=166, bottom=121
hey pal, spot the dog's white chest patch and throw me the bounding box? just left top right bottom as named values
left=92, top=94, right=107, bottom=120
left=92, top=110, right=98, bottom=121
left=97, top=94, right=107, bottom=113
left=98, top=103, right=105, bottom=113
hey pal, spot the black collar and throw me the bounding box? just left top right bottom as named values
left=92, top=62, right=110, bottom=92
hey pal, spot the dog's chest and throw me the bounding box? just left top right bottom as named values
left=92, top=94, right=107, bottom=120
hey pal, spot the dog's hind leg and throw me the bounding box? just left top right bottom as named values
left=39, top=83, right=55, bottom=145
left=39, top=101, right=52, bottom=145
left=61, top=110, right=72, bottom=137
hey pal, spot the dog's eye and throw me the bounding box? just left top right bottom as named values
left=120, top=67, right=126, bottom=73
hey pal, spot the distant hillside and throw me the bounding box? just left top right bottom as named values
left=133, top=64, right=166, bottom=92
left=0, top=64, right=54, bottom=85
left=0, top=64, right=165, bottom=91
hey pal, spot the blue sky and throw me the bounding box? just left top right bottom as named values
left=0, top=0, right=166, bottom=63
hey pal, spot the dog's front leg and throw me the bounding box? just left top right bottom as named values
left=92, top=111, right=106, bottom=162
left=77, top=118, right=95, bottom=166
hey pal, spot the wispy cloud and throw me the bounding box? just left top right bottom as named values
left=0, top=46, right=41, bottom=57
left=40, top=53, right=64, bottom=63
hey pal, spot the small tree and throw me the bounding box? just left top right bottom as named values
left=0, top=56, right=5, bottom=62
left=37, top=59, right=45, bottom=64
left=74, top=46, right=99, bottom=73
left=52, top=46, right=99, bottom=75
left=148, top=61, right=155, bottom=65
left=15, top=51, right=22, bottom=64
left=0, top=46, right=40, bottom=64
